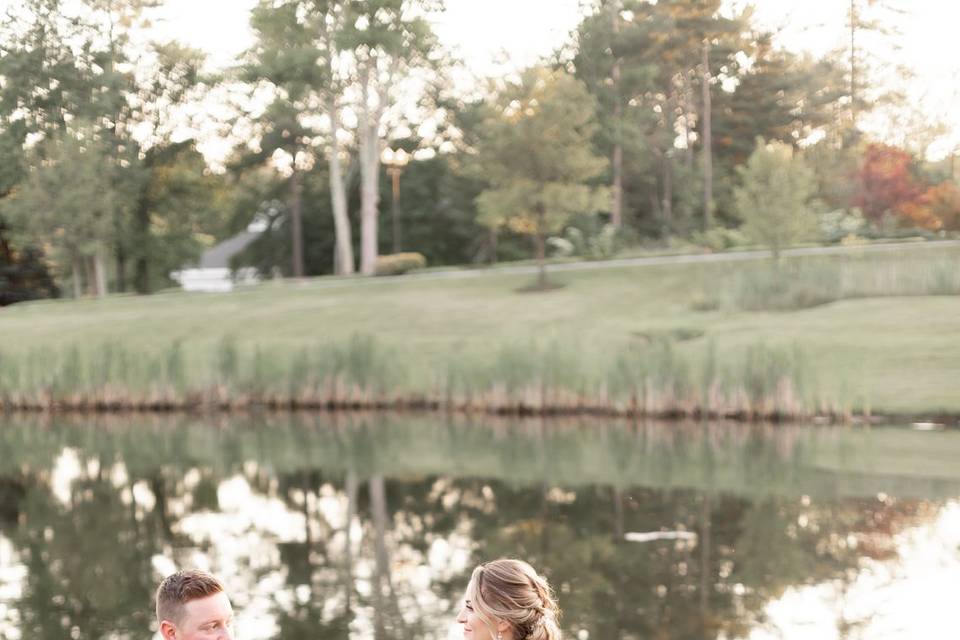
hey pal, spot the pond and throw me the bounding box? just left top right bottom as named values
left=1, top=414, right=959, bottom=639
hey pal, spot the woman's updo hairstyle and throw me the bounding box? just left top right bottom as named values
left=466, top=558, right=561, bottom=640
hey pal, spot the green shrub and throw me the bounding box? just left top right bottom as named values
left=374, top=252, right=427, bottom=276
left=587, top=224, right=619, bottom=259
left=692, top=227, right=749, bottom=252
left=556, top=224, right=623, bottom=259
left=819, top=208, right=868, bottom=243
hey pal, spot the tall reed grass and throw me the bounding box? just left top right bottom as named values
left=701, top=251, right=960, bottom=312
left=0, top=334, right=827, bottom=420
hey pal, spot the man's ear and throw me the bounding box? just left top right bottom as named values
left=159, top=619, right=178, bottom=640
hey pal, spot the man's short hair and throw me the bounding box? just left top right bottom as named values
left=156, top=569, right=225, bottom=625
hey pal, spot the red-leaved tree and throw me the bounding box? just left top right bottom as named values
left=854, top=143, right=926, bottom=224
left=924, top=180, right=960, bottom=230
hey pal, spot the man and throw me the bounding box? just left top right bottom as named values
left=155, top=569, right=235, bottom=640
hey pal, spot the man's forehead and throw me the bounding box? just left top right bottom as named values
left=183, top=591, right=233, bottom=619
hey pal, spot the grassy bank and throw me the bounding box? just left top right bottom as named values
left=0, top=243, right=958, bottom=417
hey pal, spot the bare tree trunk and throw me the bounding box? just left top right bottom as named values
left=327, top=99, right=355, bottom=275
left=290, top=163, right=304, bottom=278
left=648, top=190, right=662, bottom=226
left=85, top=256, right=97, bottom=297
left=535, top=210, right=547, bottom=289
left=85, top=254, right=107, bottom=298
left=359, top=122, right=380, bottom=276
left=72, top=258, right=84, bottom=299
left=115, top=246, right=126, bottom=293
left=610, top=0, right=623, bottom=228
left=662, top=154, right=673, bottom=234
left=134, top=192, right=151, bottom=294
left=850, top=0, right=857, bottom=134
left=681, top=77, right=696, bottom=172
left=358, top=66, right=381, bottom=276
left=390, top=168, right=401, bottom=254
left=94, top=252, right=107, bottom=298
left=701, top=40, right=714, bottom=231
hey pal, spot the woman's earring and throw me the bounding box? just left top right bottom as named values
left=497, top=634, right=502, bottom=640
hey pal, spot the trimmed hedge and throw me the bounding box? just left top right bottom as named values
left=374, top=252, right=427, bottom=276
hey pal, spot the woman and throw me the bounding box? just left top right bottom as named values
left=456, top=559, right=561, bottom=640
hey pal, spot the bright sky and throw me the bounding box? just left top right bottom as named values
left=146, top=0, right=959, bottom=159
left=3, top=0, right=957, bottom=158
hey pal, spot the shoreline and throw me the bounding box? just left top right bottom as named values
left=1, top=395, right=956, bottom=427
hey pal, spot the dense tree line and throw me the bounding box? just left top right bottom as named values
left=0, top=0, right=956, bottom=302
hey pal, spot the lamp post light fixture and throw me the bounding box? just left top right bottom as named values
left=381, top=147, right=410, bottom=254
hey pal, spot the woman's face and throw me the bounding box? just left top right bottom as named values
left=456, top=596, right=500, bottom=640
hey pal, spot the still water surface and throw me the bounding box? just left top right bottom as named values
left=1, top=414, right=959, bottom=640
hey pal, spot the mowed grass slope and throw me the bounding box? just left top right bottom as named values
left=0, top=244, right=958, bottom=414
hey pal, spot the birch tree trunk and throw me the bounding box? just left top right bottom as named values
left=327, top=97, right=354, bottom=275
left=88, top=252, right=107, bottom=298
left=701, top=39, right=714, bottom=231
left=358, top=65, right=382, bottom=276
left=359, top=121, right=381, bottom=276
left=95, top=252, right=108, bottom=298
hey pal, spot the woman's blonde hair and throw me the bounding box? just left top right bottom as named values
left=466, top=559, right=561, bottom=640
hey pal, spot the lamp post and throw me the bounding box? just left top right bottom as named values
left=381, top=147, right=410, bottom=254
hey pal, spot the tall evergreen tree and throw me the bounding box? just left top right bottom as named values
left=711, top=37, right=847, bottom=166
left=573, top=0, right=750, bottom=235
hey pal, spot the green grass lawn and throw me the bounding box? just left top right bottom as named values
left=1, top=243, right=958, bottom=415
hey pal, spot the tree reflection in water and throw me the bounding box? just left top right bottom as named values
left=0, top=414, right=957, bottom=640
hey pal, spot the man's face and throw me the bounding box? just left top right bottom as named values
left=161, top=592, right=235, bottom=640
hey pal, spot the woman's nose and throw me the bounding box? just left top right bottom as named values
left=456, top=607, right=468, bottom=623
